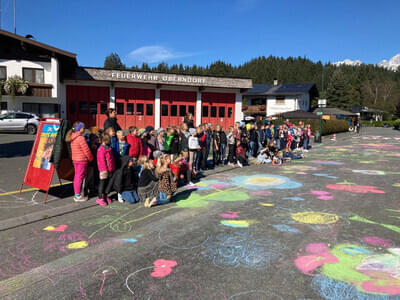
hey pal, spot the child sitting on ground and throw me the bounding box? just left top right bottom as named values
left=256, top=145, right=272, bottom=165
left=150, top=154, right=177, bottom=207
left=107, top=156, right=139, bottom=204
left=137, top=156, right=159, bottom=207
left=235, top=139, right=248, bottom=168
left=172, top=150, right=192, bottom=185
left=97, top=134, right=115, bottom=206
left=272, top=150, right=283, bottom=166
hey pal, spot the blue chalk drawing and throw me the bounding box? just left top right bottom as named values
left=231, top=174, right=302, bottom=190
left=341, top=247, right=372, bottom=255
left=312, top=173, right=338, bottom=179
left=272, top=224, right=302, bottom=233
left=282, top=196, right=305, bottom=201
left=311, top=275, right=396, bottom=300
left=201, top=231, right=285, bottom=269
left=121, top=238, right=137, bottom=243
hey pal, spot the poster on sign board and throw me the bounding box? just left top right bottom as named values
left=21, top=120, right=60, bottom=202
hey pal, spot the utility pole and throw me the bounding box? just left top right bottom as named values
left=14, top=0, right=16, bottom=34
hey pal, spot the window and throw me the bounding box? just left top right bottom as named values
left=251, top=98, right=265, bottom=105
left=146, top=104, right=153, bottom=116
left=219, top=107, right=225, bottom=118
left=276, top=96, right=285, bottom=105
left=89, top=102, right=97, bottom=114
left=161, top=104, right=168, bottom=116
left=23, top=103, right=40, bottom=114
left=16, top=113, right=29, bottom=119
left=171, top=105, right=177, bottom=117
left=23, top=68, right=44, bottom=84
left=0, top=66, right=6, bottom=81
left=179, top=105, right=186, bottom=117
left=228, top=107, right=233, bottom=118
left=116, top=102, right=124, bottom=115
left=188, top=105, right=195, bottom=115
left=0, top=101, right=7, bottom=111
left=79, top=102, right=88, bottom=113
left=23, top=103, right=59, bottom=117
left=100, top=103, right=107, bottom=114
left=69, top=102, right=76, bottom=114
left=202, top=106, right=209, bottom=117
left=127, top=103, right=134, bottom=115
left=211, top=106, right=217, bottom=118
left=5, top=113, right=15, bottom=119
left=136, top=103, right=144, bottom=115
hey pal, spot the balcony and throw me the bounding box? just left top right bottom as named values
left=242, top=104, right=266, bottom=116
left=26, top=83, right=53, bottom=97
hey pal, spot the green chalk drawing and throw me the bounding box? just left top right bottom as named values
left=350, top=215, right=400, bottom=234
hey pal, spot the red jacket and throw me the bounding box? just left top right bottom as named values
left=70, top=132, right=93, bottom=162
left=127, top=134, right=143, bottom=158
left=236, top=145, right=245, bottom=157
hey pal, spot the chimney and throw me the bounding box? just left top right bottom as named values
left=273, top=78, right=278, bottom=86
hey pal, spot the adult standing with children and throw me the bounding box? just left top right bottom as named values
left=104, top=108, right=121, bottom=132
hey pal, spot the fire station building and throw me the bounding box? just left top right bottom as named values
left=0, top=29, right=252, bottom=129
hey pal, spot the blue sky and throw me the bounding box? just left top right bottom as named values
left=1, top=0, right=399, bottom=67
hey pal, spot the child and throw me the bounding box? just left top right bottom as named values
left=127, top=126, right=143, bottom=159
left=256, top=145, right=272, bottom=165
left=165, top=127, right=179, bottom=160
left=83, top=133, right=99, bottom=197
left=220, top=126, right=227, bottom=165
left=188, top=127, right=201, bottom=173
left=272, top=150, right=283, bottom=166
left=267, top=140, right=277, bottom=159
left=226, top=126, right=236, bottom=166
left=155, top=128, right=165, bottom=153
left=283, top=147, right=304, bottom=161
left=113, top=130, right=130, bottom=168
left=66, top=121, right=94, bottom=202
left=235, top=139, right=248, bottom=168
left=213, top=125, right=221, bottom=166
left=107, top=156, right=139, bottom=204
left=138, top=156, right=159, bottom=207
left=152, top=154, right=177, bottom=207
left=105, top=127, right=117, bottom=150
left=303, top=124, right=312, bottom=152
left=180, top=123, right=190, bottom=152
left=97, top=134, right=115, bottom=206
left=173, top=150, right=192, bottom=185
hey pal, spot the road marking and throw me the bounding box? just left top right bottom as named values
left=0, top=182, right=71, bottom=197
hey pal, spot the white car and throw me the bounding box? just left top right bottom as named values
left=0, top=112, right=41, bottom=134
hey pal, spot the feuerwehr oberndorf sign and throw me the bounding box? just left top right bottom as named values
left=79, top=68, right=252, bottom=89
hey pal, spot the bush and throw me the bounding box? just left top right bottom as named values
left=362, top=119, right=400, bottom=128
left=271, top=118, right=349, bottom=136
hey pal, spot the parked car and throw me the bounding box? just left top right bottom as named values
left=0, top=112, right=41, bottom=134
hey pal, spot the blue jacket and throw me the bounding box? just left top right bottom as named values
left=265, top=128, right=273, bottom=140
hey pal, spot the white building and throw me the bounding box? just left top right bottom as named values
left=0, top=30, right=252, bottom=129
left=243, top=81, right=319, bottom=117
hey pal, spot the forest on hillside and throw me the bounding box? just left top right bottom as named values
left=104, top=53, right=400, bottom=118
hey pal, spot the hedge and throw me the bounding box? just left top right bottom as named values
left=362, top=119, right=400, bottom=128
left=271, top=119, right=349, bottom=136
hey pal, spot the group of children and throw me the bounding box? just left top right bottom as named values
left=66, top=116, right=312, bottom=207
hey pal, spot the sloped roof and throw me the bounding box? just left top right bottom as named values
left=313, top=107, right=356, bottom=116
left=0, top=29, right=76, bottom=58
left=244, top=83, right=317, bottom=96
left=273, top=110, right=321, bottom=119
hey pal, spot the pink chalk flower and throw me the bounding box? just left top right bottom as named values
left=295, top=243, right=338, bottom=275
left=151, top=259, right=177, bottom=278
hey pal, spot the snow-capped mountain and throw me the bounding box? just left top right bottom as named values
left=378, top=54, right=400, bottom=71
left=333, top=59, right=363, bottom=66
left=333, top=54, right=400, bottom=71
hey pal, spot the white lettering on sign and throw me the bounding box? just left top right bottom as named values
left=110, top=71, right=207, bottom=85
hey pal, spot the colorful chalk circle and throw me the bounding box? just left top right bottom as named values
left=291, top=212, right=339, bottom=225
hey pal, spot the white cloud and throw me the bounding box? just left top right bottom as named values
left=234, top=0, right=259, bottom=12
left=127, top=46, right=193, bottom=64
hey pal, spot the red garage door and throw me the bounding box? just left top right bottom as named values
left=115, top=88, right=155, bottom=130
left=201, top=92, right=235, bottom=130
left=160, top=90, right=196, bottom=128
left=67, top=85, right=109, bottom=129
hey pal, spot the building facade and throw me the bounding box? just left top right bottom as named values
left=243, top=82, right=319, bottom=117
left=0, top=30, right=252, bottom=129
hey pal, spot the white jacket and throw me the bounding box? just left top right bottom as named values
left=188, top=136, right=200, bottom=150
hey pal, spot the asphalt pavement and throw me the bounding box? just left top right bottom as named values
left=0, top=128, right=400, bottom=299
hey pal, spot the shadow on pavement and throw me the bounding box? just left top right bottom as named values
left=0, top=140, right=34, bottom=158
left=46, top=183, right=74, bottom=199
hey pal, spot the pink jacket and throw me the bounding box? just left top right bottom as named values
left=97, top=145, right=115, bottom=173
left=70, top=132, right=93, bottom=162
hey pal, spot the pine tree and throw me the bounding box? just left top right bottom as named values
left=104, top=53, right=125, bottom=70
left=326, top=69, right=351, bottom=109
